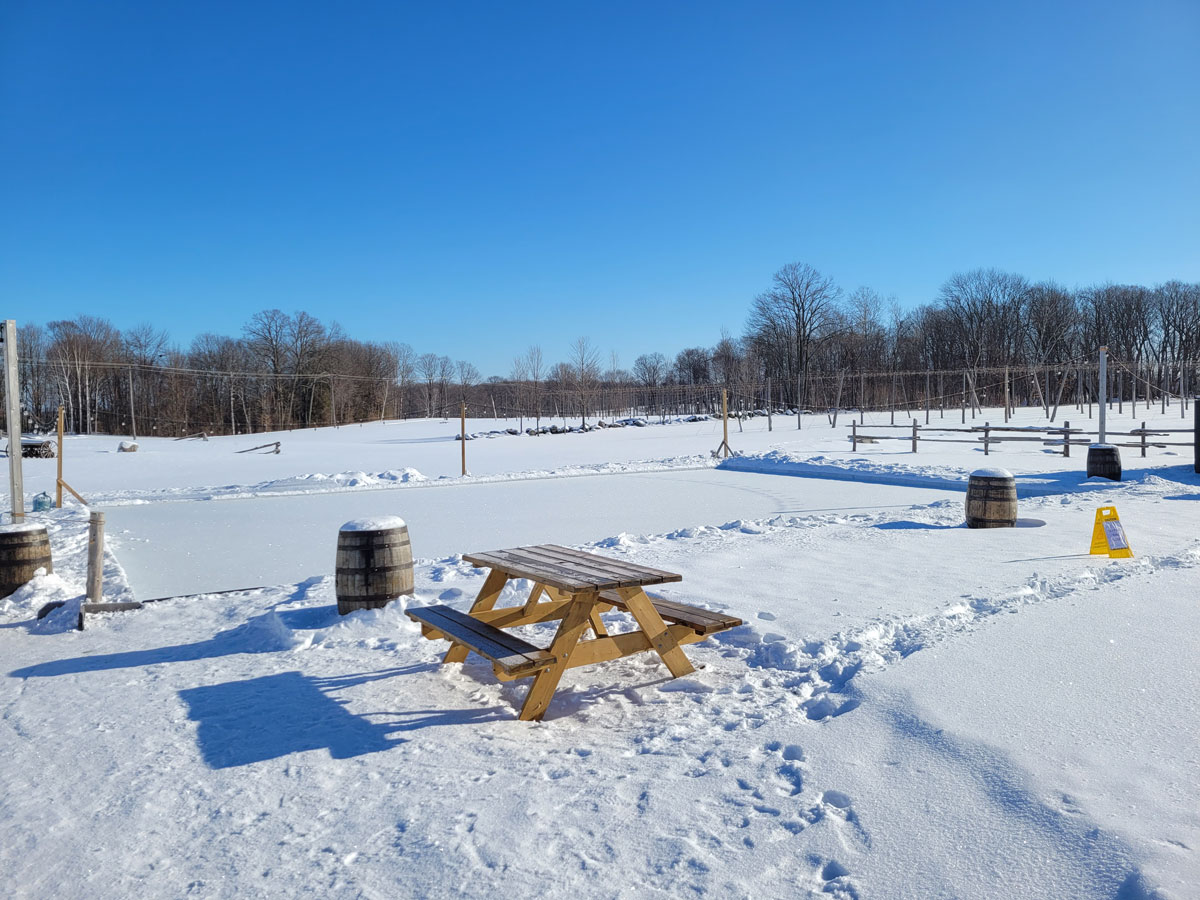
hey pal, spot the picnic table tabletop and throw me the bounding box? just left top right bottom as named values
left=461, top=544, right=682, bottom=593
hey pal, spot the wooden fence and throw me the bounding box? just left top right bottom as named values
left=849, top=420, right=1197, bottom=459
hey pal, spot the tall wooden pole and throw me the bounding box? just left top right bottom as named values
left=1098, top=346, right=1108, bottom=444
left=56, top=407, right=64, bottom=508
left=2, top=320, right=24, bottom=523
left=127, top=367, right=137, bottom=440
left=796, top=372, right=802, bottom=429
left=722, top=389, right=729, bottom=456
left=925, top=370, right=931, bottom=425
left=461, top=402, right=467, bottom=475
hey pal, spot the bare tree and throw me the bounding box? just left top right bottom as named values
left=417, top=352, right=441, bottom=416
left=456, top=360, right=481, bottom=404
left=746, top=262, right=842, bottom=406
left=568, top=337, right=601, bottom=426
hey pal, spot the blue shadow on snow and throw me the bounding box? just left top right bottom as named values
left=886, top=706, right=1159, bottom=899
left=180, top=670, right=402, bottom=767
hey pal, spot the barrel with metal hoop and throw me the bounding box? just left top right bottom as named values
left=335, top=516, right=414, bottom=615
left=965, top=467, right=1017, bottom=528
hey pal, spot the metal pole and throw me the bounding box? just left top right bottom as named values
left=1194, top=395, right=1199, bottom=475
left=722, top=389, right=729, bottom=456
left=127, top=367, right=137, bottom=440
left=1099, top=346, right=1108, bottom=444
left=2, top=320, right=25, bottom=523
left=87, top=511, right=105, bottom=602
left=766, top=378, right=772, bottom=432
left=796, top=373, right=802, bottom=429
left=461, top=402, right=467, bottom=476
left=56, top=406, right=64, bottom=508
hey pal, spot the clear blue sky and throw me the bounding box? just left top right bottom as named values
left=3, top=1, right=1197, bottom=376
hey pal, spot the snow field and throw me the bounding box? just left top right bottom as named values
left=1, top=408, right=1198, bottom=898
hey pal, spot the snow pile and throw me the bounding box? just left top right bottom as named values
left=340, top=516, right=407, bottom=532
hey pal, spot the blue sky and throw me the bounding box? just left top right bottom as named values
left=3, top=1, right=1197, bottom=376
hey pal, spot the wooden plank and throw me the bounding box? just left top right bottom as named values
left=519, top=596, right=596, bottom=721
left=408, top=605, right=553, bottom=675
left=599, top=590, right=743, bottom=635
left=564, top=625, right=705, bottom=669
left=542, top=544, right=682, bottom=584
left=473, top=600, right=572, bottom=627
left=529, top=543, right=674, bottom=580
left=508, top=545, right=625, bottom=586
left=588, top=607, right=608, bottom=638
left=446, top=567, right=510, bottom=664
left=463, top=545, right=682, bottom=591
left=463, top=550, right=597, bottom=591
left=466, top=545, right=679, bottom=585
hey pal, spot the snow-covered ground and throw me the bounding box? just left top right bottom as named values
left=1, top=407, right=1197, bottom=899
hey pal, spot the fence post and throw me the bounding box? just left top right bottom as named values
left=983, top=422, right=990, bottom=456
left=87, top=511, right=105, bottom=602
left=460, top=403, right=467, bottom=476
left=911, top=419, right=918, bottom=453
left=1140, top=421, right=1147, bottom=458
left=1194, top=397, right=1199, bottom=475
left=1063, top=421, right=1070, bottom=458
left=851, top=420, right=857, bottom=451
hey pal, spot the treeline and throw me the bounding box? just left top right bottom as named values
left=6, top=266, right=1200, bottom=436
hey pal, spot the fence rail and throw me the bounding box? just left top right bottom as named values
left=850, top=419, right=1198, bottom=459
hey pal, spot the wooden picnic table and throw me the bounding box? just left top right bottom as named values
left=406, top=544, right=742, bottom=721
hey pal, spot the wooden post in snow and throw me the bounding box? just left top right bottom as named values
left=56, top=407, right=64, bottom=508
left=2, top=319, right=24, bottom=523
left=766, top=378, right=772, bottom=432
left=722, top=390, right=729, bottom=454
left=87, top=511, right=104, bottom=602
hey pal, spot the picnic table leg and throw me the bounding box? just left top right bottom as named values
left=519, top=595, right=595, bottom=721
left=619, top=588, right=695, bottom=678
left=445, top=568, right=509, bottom=664
left=588, top=608, right=608, bottom=638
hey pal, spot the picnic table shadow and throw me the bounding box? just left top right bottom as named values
left=179, top=669, right=508, bottom=768
left=9, top=609, right=317, bottom=679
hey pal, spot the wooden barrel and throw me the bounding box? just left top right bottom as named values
left=0, top=523, right=54, bottom=599
left=335, top=517, right=414, bottom=615
left=965, top=468, right=1017, bottom=528
left=1086, top=444, right=1122, bottom=481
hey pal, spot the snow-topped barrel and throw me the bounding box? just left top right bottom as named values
left=0, top=522, right=53, bottom=599
left=965, top=468, right=1017, bottom=529
left=335, top=516, right=414, bottom=615
left=1085, top=444, right=1121, bottom=481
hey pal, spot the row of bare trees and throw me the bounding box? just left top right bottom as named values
left=9, top=310, right=485, bottom=436
left=5, top=266, right=1199, bottom=436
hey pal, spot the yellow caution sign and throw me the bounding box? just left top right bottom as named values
left=1089, top=506, right=1133, bottom=559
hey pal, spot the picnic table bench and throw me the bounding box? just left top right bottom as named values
left=406, top=544, right=742, bottom=720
